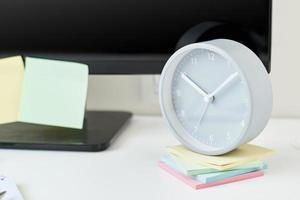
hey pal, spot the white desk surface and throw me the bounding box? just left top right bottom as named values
left=0, top=116, right=300, bottom=200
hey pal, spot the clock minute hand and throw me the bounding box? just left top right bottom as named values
left=181, top=73, right=209, bottom=98
left=208, top=72, right=239, bottom=98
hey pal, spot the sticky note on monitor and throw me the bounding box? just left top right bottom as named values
left=18, top=57, right=88, bottom=129
left=0, top=56, right=24, bottom=124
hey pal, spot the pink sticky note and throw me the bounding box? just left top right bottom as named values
left=158, top=161, right=264, bottom=190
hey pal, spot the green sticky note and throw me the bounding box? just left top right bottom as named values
left=161, top=154, right=267, bottom=176
left=18, top=57, right=88, bottom=129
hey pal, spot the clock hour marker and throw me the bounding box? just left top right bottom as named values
left=176, top=89, right=181, bottom=97
left=209, top=134, right=214, bottom=144
left=226, top=131, right=232, bottom=141
left=208, top=52, right=215, bottom=61
left=243, top=98, right=249, bottom=105
left=227, top=60, right=231, bottom=67
left=180, top=110, right=185, bottom=117
left=193, top=126, right=197, bottom=130
left=191, top=57, right=198, bottom=64
left=192, top=126, right=199, bottom=136
left=241, top=120, right=245, bottom=127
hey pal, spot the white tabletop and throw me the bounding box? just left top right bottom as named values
left=0, top=116, right=299, bottom=200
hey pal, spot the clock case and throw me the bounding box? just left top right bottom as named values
left=159, top=39, right=273, bottom=155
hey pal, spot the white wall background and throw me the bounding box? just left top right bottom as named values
left=87, top=0, right=300, bottom=117
left=270, top=0, right=300, bottom=117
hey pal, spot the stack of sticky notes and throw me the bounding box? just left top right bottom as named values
left=0, top=56, right=88, bottom=129
left=159, top=144, right=273, bottom=190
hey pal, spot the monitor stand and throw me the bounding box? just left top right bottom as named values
left=0, top=111, right=132, bottom=151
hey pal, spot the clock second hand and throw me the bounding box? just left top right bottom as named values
left=192, top=100, right=211, bottom=135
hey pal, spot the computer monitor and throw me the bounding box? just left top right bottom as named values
left=0, top=0, right=272, bottom=151
left=0, top=0, right=272, bottom=73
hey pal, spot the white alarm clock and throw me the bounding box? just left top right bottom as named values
left=159, top=39, right=272, bottom=155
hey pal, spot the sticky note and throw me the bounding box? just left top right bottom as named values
left=159, top=161, right=264, bottom=190
left=18, top=57, right=88, bottom=129
left=167, top=144, right=273, bottom=170
left=160, top=158, right=265, bottom=183
left=194, top=165, right=266, bottom=183
left=161, top=154, right=266, bottom=176
left=0, top=56, right=24, bottom=124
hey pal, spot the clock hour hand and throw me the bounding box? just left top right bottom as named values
left=181, top=73, right=209, bottom=99
left=208, top=72, right=239, bottom=98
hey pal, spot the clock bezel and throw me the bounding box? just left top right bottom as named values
left=159, top=41, right=254, bottom=155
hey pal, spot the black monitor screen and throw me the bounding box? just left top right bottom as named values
left=0, top=0, right=271, bottom=73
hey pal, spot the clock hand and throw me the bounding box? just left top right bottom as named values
left=181, top=73, right=209, bottom=100
left=208, top=72, right=239, bottom=98
left=193, top=101, right=210, bottom=134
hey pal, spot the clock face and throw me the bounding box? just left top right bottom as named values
left=170, top=48, right=251, bottom=150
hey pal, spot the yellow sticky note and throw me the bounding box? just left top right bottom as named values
left=0, top=56, right=24, bottom=124
left=167, top=144, right=273, bottom=170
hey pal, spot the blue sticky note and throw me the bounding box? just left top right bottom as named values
left=194, top=164, right=267, bottom=183
left=18, top=57, right=88, bottom=129
left=161, top=154, right=267, bottom=177
left=160, top=154, right=187, bottom=174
